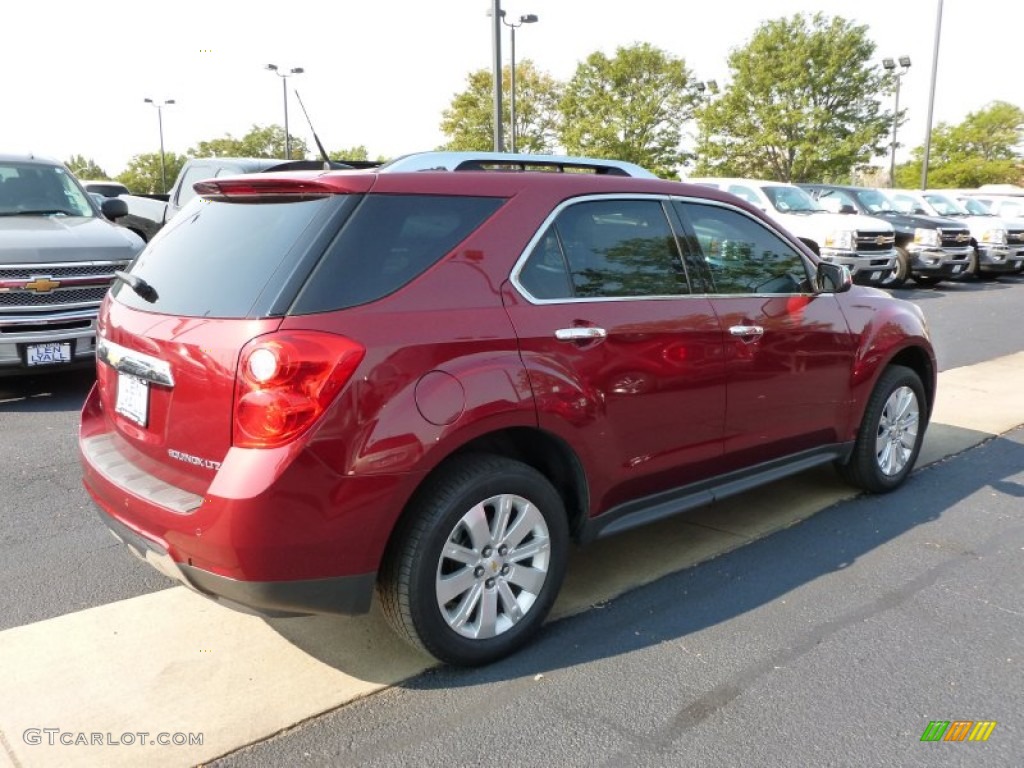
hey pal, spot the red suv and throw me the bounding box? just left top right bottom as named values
left=79, top=152, right=936, bottom=666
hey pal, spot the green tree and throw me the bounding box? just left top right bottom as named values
left=189, top=124, right=309, bottom=159
left=65, top=155, right=109, bottom=179
left=894, top=101, right=1024, bottom=187
left=440, top=61, right=563, bottom=153
left=558, top=43, right=698, bottom=178
left=116, top=152, right=188, bottom=194
left=695, top=13, right=891, bottom=182
left=328, top=146, right=370, bottom=162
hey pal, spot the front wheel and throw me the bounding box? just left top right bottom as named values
left=379, top=454, right=569, bottom=666
left=884, top=247, right=911, bottom=288
left=836, top=365, right=926, bottom=493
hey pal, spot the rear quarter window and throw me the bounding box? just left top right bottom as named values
left=291, top=194, right=504, bottom=313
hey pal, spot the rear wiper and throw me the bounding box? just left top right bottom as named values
left=114, top=270, right=159, bottom=303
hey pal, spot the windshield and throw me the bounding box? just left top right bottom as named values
left=0, top=161, right=94, bottom=217
left=922, top=192, right=967, bottom=216
left=853, top=188, right=898, bottom=214
left=762, top=185, right=822, bottom=213
left=958, top=197, right=992, bottom=216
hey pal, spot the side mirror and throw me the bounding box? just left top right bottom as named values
left=101, top=197, right=129, bottom=220
left=817, top=261, right=852, bottom=293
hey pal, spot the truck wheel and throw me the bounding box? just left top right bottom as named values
left=836, top=365, right=925, bottom=493
left=884, top=247, right=911, bottom=288
left=379, top=454, right=568, bottom=666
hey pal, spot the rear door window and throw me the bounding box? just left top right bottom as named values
left=292, top=194, right=504, bottom=313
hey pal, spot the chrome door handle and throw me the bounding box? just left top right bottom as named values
left=555, top=327, right=607, bottom=341
left=729, top=325, right=764, bottom=340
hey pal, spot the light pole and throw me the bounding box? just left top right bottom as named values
left=143, top=98, right=175, bottom=194
left=501, top=11, right=538, bottom=154
left=265, top=64, right=304, bottom=160
left=489, top=1, right=504, bottom=152
left=922, top=0, right=944, bottom=190
left=882, top=56, right=911, bottom=188
left=693, top=80, right=718, bottom=169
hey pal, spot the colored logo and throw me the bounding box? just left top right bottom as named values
left=920, top=720, right=997, bottom=742
left=25, top=277, right=61, bottom=293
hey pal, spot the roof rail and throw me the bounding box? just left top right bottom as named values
left=376, top=151, right=657, bottom=179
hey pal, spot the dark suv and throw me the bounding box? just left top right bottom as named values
left=80, top=152, right=936, bottom=665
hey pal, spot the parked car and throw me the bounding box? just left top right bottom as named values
left=800, top=184, right=973, bottom=287
left=686, top=177, right=897, bottom=285
left=80, top=151, right=935, bottom=666
left=0, top=154, right=144, bottom=375
left=80, top=180, right=131, bottom=198
left=889, top=189, right=1024, bottom=278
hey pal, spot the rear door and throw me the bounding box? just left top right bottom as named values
left=673, top=199, right=857, bottom=469
left=504, top=196, right=726, bottom=515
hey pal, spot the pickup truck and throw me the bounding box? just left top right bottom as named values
left=800, top=184, right=975, bottom=287
left=0, top=154, right=144, bottom=375
left=119, top=158, right=293, bottom=242
left=120, top=157, right=380, bottom=242
left=686, top=177, right=898, bottom=285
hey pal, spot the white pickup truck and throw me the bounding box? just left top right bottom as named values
left=686, top=177, right=898, bottom=285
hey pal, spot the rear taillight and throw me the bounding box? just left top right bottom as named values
left=233, top=332, right=365, bottom=449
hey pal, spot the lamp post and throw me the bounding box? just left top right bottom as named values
left=693, top=80, right=717, bottom=170
left=882, top=56, right=911, bottom=188
left=265, top=64, right=304, bottom=160
left=143, top=98, right=175, bottom=194
left=490, top=1, right=503, bottom=152
left=922, top=0, right=944, bottom=190
left=501, top=11, right=538, bottom=153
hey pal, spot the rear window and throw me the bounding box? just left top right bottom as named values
left=112, top=196, right=338, bottom=317
left=291, top=194, right=504, bottom=313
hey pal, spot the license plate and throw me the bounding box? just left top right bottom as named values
left=115, top=373, right=149, bottom=427
left=870, top=271, right=881, bottom=281
left=26, top=342, right=72, bottom=366
left=952, top=265, right=963, bottom=273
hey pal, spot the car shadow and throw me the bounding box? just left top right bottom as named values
left=888, top=278, right=1012, bottom=299
left=0, top=369, right=95, bottom=413
left=267, top=431, right=1024, bottom=686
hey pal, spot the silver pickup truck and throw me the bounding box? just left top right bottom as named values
left=0, top=154, right=144, bottom=375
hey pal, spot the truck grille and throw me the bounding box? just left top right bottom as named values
left=0, top=261, right=128, bottom=314
left=940, top=229, right=972, bottom=248
left=0, top=287, right=111, bottom=307
left=855, top=231, right=896, bottom=252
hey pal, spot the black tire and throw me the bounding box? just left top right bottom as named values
left=913, top=275, right=943, bottom=287
left=884, top=247, right=911, bottom=288
left=836, top=365, right=926, bottom=493
left=967, top=247, right=980, bottom=278
left=378, top=454, right=569, bottom=666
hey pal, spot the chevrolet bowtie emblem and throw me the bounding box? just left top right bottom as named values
left=875, top=235, right=889, bottom=245
left=25, top=277, right=61, bottom=293
left=956, top=234, right=970, bottom=242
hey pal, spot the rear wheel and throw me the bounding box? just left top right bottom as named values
left=379, top=454, right=569, bottom=666
left=836, top=365, right=926, bottom=493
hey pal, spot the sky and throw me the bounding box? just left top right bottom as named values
left=3, top=0, right=1019, bottom=177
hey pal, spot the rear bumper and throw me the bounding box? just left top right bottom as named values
left=100, top=511, right=375, bottom=616
left=79, top=384, right=418, bottom=617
